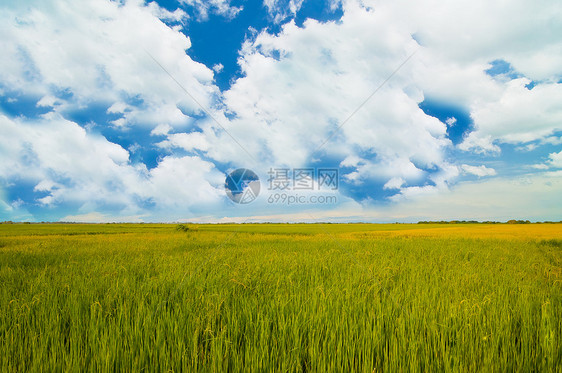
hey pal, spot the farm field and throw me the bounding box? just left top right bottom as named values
left=1, top=223, right=561, bottom=371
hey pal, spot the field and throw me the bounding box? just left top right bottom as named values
left=1, top=223, right=561, bottom=371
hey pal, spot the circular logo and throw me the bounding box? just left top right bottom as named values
left=225, top=168, right=260, bottom=204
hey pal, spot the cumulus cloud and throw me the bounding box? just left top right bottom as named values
left=200, top=0, right=558, bottom=196
left=1, top=113, right=136, bottom=206
left=36, top=95, right=59, bottom=108
left=383, top=177, right=406, bottom=190
left=548, top=151, right=562, bottom=169
left=0, top=114, right=224, bottom=218
left=401, top=0, right=562, bottom=154
left=533, top=151, right=562, bottom=170
left=107, top=102, right=130, bottom=114
left=167, top=0, right=561, bottom=203
left=0, top=0, right=218, bottom=129
left=461, top=79, right=562, bottom=152
left=345, top=0, right=562, bottom=155
left=211, top=7, right=450, bottom=187
left=180, top=0, right=242, bottom=20
left=157, top=132, right=210, bottom=152
left=461, top=164, right=497, bottom=177
left=264, top=0, right=305, bottom=23
left=380, top=0, right=562, bottom=81
left=150, top=123, right=173, bottom=136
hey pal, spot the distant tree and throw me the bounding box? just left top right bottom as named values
left=507, top=219, right=531, bottom=224
left=176, top=224, right=190, bottom=232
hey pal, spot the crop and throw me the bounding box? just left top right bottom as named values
left=1, top=223, right=561, bottom=371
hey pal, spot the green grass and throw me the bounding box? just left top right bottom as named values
left=1, top=224, right=561, bottom=371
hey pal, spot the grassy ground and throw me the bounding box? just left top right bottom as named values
left=1, top=223, right=561, bottom=371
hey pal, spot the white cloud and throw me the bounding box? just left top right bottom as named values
left=157, top=132, right=210, bottom=152
left=544, top=136, right=562, bottom=146
left=33, top=179, right=62, bottom=193
left=0, top=0, right=218, bottom=128
left=107, top=102, right=129, bottom=114
left=264, top=0, right=305, bottom=23
left=0, top=113, right=135, bottom=206
left=0, top=0, right=230, bottom=221
left=531, top=164, right=549, bottom=170
left=461, top=79, right=562, bottom=151
left=461, top=164, right=497, bottom=177
left=383, top=177, right=405, bottom=190
left=549, top=151, right=562, bottom=168
left=361, top=0, right=562, bottom=153
left=212, top=63, right=224, bottom=73
left=145, top=1, right=188, bottom=23
left=378, top=0, right=562, bottom=81
left=150, top=123, right=173, bottom=136
left=36, top=95, right=59, bottom=108
left=147, top=155, right=224, bottom=208
left=531, top=151, right=562, bottom=170
left=210, top=9, right=452, bottom=194
left=0, top=114, right=223, bottom=217
left=180, top=0, right=242, bottom=20
left=536, top=151, right=562, bottom=170
left=192, top=0, right=561, bottom=201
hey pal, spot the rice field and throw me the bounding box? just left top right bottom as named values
left=1, top=223, right=561, bottom=371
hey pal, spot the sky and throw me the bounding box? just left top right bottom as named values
left=0, top=0, right=561, bottom=223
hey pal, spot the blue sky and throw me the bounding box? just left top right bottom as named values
left=0, top=0, right=561, bottom=223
